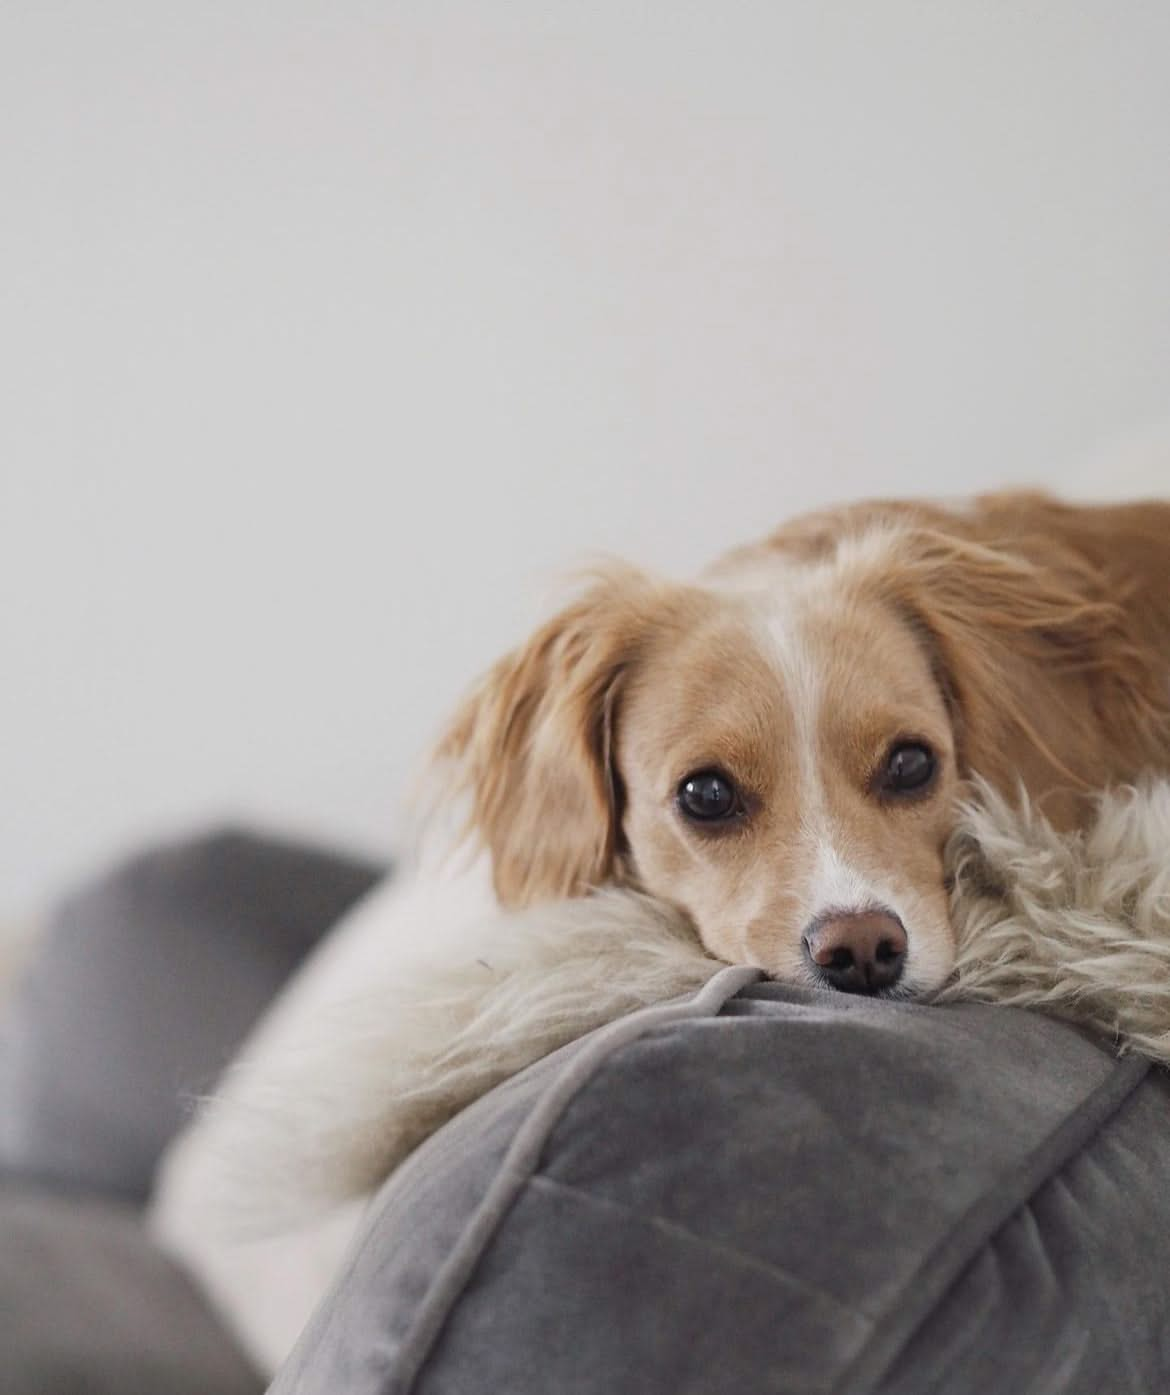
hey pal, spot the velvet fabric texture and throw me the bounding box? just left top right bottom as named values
left=274, top=980, right=1167, bottom=1395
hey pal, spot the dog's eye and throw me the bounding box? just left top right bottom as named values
left=882, top=742, right=936, bottom=795
left=677, top=770, right=740, bottom=822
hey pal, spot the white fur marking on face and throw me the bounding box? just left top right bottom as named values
left=760, top=596, right=906, bottom=938
left=807, top=839, right=888, bottom=920
left=760, top=601, right=822, bottom=814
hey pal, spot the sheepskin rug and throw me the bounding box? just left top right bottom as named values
left=940, top=777, right=1170, bottom=1058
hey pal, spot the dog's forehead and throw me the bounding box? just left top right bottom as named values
left=707, top=543, right=938, bottom=686
left=623, top=565, right=947, bottom=772
left=626, top=596, right=791, bottom=751
left=617, top=596, right=788, bottom=749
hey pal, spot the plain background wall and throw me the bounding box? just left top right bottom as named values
left=3, top=3, right=1169, bottom=921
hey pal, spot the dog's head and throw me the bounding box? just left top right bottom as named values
left=436, top=508, right=1166, bottom=996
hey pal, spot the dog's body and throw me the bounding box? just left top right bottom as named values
left=151, top=491, right=1170, bottom=1374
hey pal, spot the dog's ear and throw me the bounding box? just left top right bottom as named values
left=434, top=567, right=660, bottom=906
left=877, top=528, right=1168, bottom=803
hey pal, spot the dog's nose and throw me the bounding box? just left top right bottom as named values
left=803, top=910, right=907, bottom=994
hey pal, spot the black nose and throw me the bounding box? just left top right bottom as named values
left=803, top=910, right=907, bottom=994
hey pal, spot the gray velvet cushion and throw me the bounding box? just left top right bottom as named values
left=274, top=972, right=1169, bottom=1395
left=0, top=829, right=384, bottom=1202
left=0, top=1185, right=263, bottom=1395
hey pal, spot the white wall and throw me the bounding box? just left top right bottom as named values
left=3, top=3, right=1169, bottom=919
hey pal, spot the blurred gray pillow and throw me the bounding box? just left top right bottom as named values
left=0, top=828, right=385, bottom=1202
left=0, top=1184, right=263, bottom=1395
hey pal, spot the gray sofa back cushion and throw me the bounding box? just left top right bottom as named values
left=0, top=829, right=385, bottom=1202
left=274, top=976, right=1167, bottom=1395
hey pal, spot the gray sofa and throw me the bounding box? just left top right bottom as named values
left=3, top=833, right=1169, bottom=1394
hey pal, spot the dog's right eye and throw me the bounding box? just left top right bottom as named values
left=880, top=741, right=937, bottom=796
left=677, top=770, right=740, bottom=822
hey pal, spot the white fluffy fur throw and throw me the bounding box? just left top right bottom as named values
left=941, top=778, right=1170, bottom=1057
left=149, top=779, right=1170, bottom=1374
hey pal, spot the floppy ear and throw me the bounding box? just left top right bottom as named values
left=434, top=568, right=659, bottom=906
left=877, top=528, right=1169, bottom=800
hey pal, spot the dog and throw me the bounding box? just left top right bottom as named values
left=437, top=491, right=1170, bottom=997
left=150, top=490, right=1170, bottom=1373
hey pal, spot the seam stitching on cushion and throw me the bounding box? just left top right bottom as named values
left=829, top=1050, right=1151, bottom=1395
left=389, top=963, right=761, bottom=1395
left=266, top=1043, right=598, bottom=1382
left=526, top=1171, right=870, bottom=1323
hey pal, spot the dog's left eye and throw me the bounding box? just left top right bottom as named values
left=677, top=770, right=740, bottom=822
left=881, top=742, right=936, bottom=795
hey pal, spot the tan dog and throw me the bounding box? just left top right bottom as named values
left=440, top=493, right=1170, bottom=996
